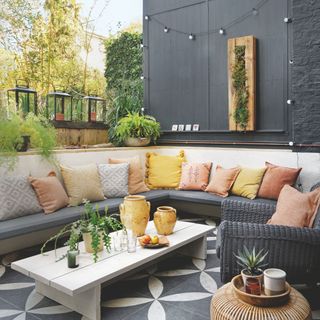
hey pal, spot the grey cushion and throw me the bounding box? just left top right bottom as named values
left=0, top=190, right=169, bottom=240
left=0, top=176, right=42, bottom=221
left=98, top=163, right=129, bottom=198
left=168, top=190, right=224, bottom=205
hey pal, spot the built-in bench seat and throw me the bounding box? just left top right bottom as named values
left=0, top=189, right=277, bottom=254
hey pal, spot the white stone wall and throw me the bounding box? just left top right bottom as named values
left=1, top=146, right=320, bottom=192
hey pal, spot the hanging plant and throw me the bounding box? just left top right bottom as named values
left=232, top=46, right=249, bottom=130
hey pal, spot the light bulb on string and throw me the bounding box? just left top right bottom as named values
left=188, top=34, right=195, bottom=40
left=252, top=8, right=258, bottom=16
left=144, top=15, right=149, bottom=21
left=284, top=17, right=292, bottom=23
left=164, top=26, right=169, bottom=33
left=219, top=28, right=225, bottom=35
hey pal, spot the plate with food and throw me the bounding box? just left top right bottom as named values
left=139, top=234, right=170, bottom=249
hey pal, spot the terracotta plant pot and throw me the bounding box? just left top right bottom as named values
left=241, top=269, right=263, bottom=295
left=154, top=206, right=177, bottom=235
left=82, top=232, right=104, bottom=253
left=119, top=195, right=150, bottom=236
left=90, top=112, right=96, bottom=122
left=55, top=113, right=64, bottom=121
left=124, top=137, right=151, bottom=147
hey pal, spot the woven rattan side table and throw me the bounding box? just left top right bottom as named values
left=210, top=283, right=312, bottom=320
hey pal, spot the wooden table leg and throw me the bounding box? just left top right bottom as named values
left=36, top=281, right=101, bottom=320
left=178, top=236, right=207, bottom=260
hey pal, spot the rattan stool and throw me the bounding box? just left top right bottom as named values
left=210, top=283, right=312, bottom=320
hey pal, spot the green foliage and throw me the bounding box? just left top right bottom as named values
left=106, top=80, right=143, bottom=145
left=115, top=112, right=161, bottom=144
left=81, top=201, right=122, bottom=262
left=105, top=32, right=143, bottom=91
left=232, top=46, right=249, bottom=130
left=0, top=113, right=57, bottom=170
left=41, top=201, right=123, bottom=263
left=234, top=246, right=268, bottom=275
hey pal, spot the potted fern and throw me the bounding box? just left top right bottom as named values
left=114, top=112, right=161, bottom=147
left=234, top=246, right=268, bottom=295
left=41, top=201, right=123, bottom=264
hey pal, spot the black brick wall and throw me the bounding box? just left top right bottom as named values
left=292, top=0, right=320, bottom=148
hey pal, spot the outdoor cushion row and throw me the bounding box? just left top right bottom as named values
left=0, top=189, right=277, bottom=240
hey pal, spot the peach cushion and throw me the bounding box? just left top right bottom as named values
left=268, top=185, right=320, bottom=228
left=109, top=156, right=149, bottom=194
left=179, top=162, right=212, bottom=191
left=29, top=172, right=69, bottom=214
left=258, top=162, right=302, bottom=200
left=205, top=165, right=241, bottom=197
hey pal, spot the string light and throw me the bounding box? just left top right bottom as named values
left=140, top=76, right=146, bottom=80
left=289, top=59, right=294, bottom=64
left=144, top=0, right=271, bottom=40
left=283, top=17, right=292, bottom=23
left=140, top=44, right=147, bottom=48
left=287, top=99, right=294, bottom=105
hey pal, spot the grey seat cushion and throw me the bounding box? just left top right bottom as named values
left=0, top=190, right=169, bottom=240
left=168, top=190, right=224, bottom=205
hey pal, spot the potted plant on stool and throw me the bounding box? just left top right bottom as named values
left=234, top=246, right=268, bottom=295
left=114, top=112, right=161, bottom=147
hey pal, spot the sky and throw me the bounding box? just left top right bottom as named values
left=79, top=0, right=142, bottom=36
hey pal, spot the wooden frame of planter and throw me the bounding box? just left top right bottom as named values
left=228, top=35, right=256, bottom=131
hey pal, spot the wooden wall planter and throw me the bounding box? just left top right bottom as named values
left=228, top=36, right=256, bottom=131
left=52, top=121, right=108, bottom=146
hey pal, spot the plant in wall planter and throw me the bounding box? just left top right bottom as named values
left=0, top=113, right=57, bottom=170
left=41, top=201, right=123, bottom=264
left=234, top=246, right=268, bottom=295
left=115, top=112, right=161, bottom=147
left=232, top=46, right=249, bottom=131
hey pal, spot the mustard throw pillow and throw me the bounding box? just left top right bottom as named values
left=60, top=163, right=105, bottom=206
left=145, top=150, right=185, bottom=189
left=231, top=167, right=267, bottom=199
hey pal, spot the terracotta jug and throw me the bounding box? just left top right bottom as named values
left=119, top=195, right=150, bottom=236
left=154, top=206, right=177, bottom=235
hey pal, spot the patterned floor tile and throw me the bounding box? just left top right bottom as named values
left=0, top=218, right=319, bottom=320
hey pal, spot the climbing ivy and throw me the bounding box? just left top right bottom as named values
left=232, top=46, right=249, bottom=130
left=105, top=32, right=143, bottom=90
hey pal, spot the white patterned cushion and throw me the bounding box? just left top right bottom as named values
left=98, top=163, right=129, bottom=198
left=0, top=176, right=43, bottom=221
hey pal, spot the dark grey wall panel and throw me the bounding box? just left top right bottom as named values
left=146, top=1, right=209, bottom=130
left=144, top=0, right=320, bottom=148
left=292, top=0, right=320, bottom=149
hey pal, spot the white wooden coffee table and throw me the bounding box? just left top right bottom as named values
left=12, top=221, right=213, bottom=320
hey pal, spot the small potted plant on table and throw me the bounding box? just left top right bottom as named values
left=234, top=246, right=268, bottom=295
left=114, top=112, right=161, bottom=147
left=41, top=202, right=123, bottom=264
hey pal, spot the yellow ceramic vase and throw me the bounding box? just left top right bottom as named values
left=119, top=195, right=150, bottom=236
left=82, top=232, right=104, bottom=253
left=154, top=206, right=177, bottom=235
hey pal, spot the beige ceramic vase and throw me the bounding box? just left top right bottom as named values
left=119, top=195, right=150, bottom=236
left=154, top=206, right=177, bottom=235
left=82, top=232, right=104, bottom=253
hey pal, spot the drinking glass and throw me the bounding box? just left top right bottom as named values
left=127, top=229, right=137, bottom=253
left=113, top=231, right=122, bottom=251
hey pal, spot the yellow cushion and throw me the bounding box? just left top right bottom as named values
left=145, top=150, right=185, bottom=189
left=60, top=163, right=105, bottom=206
left=231, top=167, right=267, bottom=199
